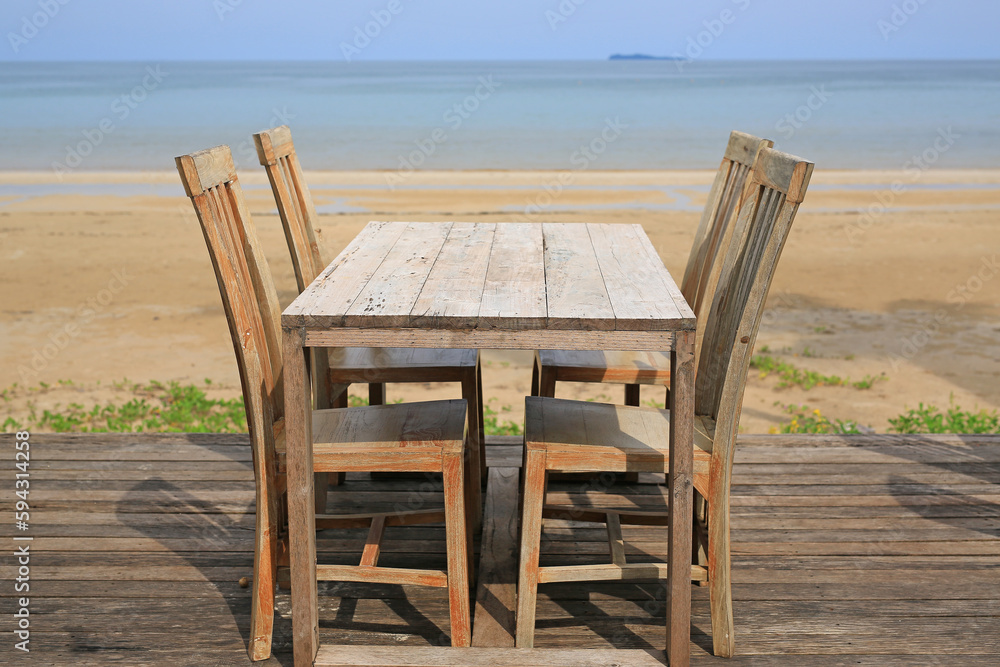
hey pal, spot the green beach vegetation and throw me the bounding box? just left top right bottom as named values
left=749, top=347, right=887, bottom=391
left=1, top=380, right=995, bottom=437
left=2, top=379, right=245, bottom=433
left=1, top=379, right=524, bottom=436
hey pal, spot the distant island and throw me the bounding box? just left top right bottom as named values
left=609, top=54, right=684, bottom=61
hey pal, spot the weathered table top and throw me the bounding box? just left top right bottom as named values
left=282, top=222, right=695, bottom=346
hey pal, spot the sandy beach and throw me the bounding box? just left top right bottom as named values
left=1, top=168, right=998, bottom=433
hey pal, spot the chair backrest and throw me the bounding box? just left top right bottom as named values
left=175, top=145, right=284, bottom=479
left=254, top=125, right=325, bottom=292
left=695, top=146, right=813, bottom=481
left=681, top=131, right=773, bottom=364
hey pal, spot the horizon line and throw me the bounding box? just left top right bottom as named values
left=2, top=56, right=999, bottom=64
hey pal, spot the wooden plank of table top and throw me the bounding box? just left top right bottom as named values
left=542, top=222, right=616, bottom=330
left=633, top=225, right=696, bottom=321
left=283, top=220, right=406, bottom=327
left=343, top=222, right=453, bottom=328
left=586, top=223, right=683, bottom=328
left=410, top=222, right=495, bottom=327
left=480, top=222, right=547, bottom=329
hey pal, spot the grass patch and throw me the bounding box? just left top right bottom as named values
left=750, top=354, right=886, bottom=391
left=2, top=380, right=246, bottom=433
left=770, top=404, right=866, bottom=435
left=483, top=399, right=523, bottom=436
left=771, top=400, right=1000, bottom=435
left=851, top=374, right=885, bottom=390
left=888, top=401, right=1000, bottom=434
left=3, top=381, right=527, bottom=436
left=750, top=354, right=847, bottom=390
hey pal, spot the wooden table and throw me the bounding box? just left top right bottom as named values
left=281, top=221, right=696, bottom=666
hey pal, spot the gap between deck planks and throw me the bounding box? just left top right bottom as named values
left=471, top=466, right=519, bottom=647
left=466, top=436, right=524, bottom=649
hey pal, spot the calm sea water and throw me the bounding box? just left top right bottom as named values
left=0, top=60, right=997, bottom=172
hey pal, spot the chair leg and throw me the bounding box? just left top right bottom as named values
left=461, top=371, right=483, bottom=549
left=515, top=449, right=547, bottom=648
left=313, top=472, right=329, bottom=514
left=315, top=387, right=335, bottom=504
left=463, top=361, right=485, bottom=484
left=247, top=490, right=280, bottom=660
left=693, top=492, right=709, bottom=587
left=329, top=389, right=348, bottom=487
left=476, top=359, right=486, bottom=482
left=708, top=493, right=735, bottom=657
left=538, top=366, right=556, bottom=399
left=618, top=386, right=641, bottom=483
left=369, top=382, right=386, bottom=405
left=442, top=451, right=472, bottom=647
left=530, top=358, right=540, bottom=396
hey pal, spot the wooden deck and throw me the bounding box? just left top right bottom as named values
left=3, top=432, right=1000, bottom=666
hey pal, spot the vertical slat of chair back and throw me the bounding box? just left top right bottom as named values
left=254, top=125, right=325, bottom=290
left=681, top=131, right=772, bottom=309
left=695, top=147, right=813, bottom=474
left=681, top=131, right=773, bottom=366
left=175, top=145, right=285, bottom=463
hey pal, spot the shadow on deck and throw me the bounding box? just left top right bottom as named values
left=1, top=432, right=999, bottom=666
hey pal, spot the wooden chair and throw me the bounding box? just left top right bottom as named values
left=253, top=125, right=485, bottom=490
left=176, top=145, right=473, bottom=660
left=532, top=131, right=773, bottom=405
left=516, top=147, right=813, bottom=656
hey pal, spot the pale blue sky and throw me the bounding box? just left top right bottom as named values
left=3, top=0, right=998, bottom=61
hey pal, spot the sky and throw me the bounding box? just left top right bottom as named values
left=3, top=0, right=999, bottom=62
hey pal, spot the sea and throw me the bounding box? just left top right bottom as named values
left=0, top=60, right=998, bottom=172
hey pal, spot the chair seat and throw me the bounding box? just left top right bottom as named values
left=312, top=399, right=467, bottom=456
left=273, top=400, right=466, bottom=472
left=328, top=347, right=479, bottom=383
left=536, top=349, right=671, bottom=385
left=524, top=396, right=714, bottom=476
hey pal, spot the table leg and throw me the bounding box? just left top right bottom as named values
left=667, top=330, right=694, bottom=666
left=284, top=327, right=318, bottom=666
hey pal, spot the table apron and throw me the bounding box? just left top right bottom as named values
left=301, top=328, right=680, bottom=351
